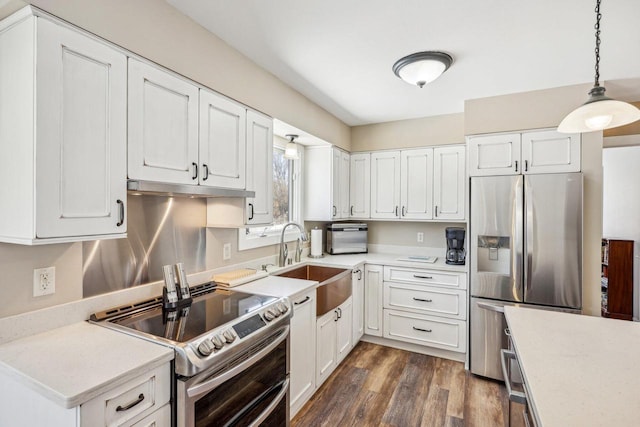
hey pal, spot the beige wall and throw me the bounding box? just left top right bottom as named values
left=465, top=82, right=604, bottom=317
left=367, top=222, right=463, bottom=248
left=351, top=113, right=464, bottom=152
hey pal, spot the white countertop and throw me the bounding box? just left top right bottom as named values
left=301, top=252, right=467, bottom=272
left=0, top=322, right=174, bottom=409
left=504, top=306, right=640, bottom=427
left=234, top=275, right=318, bottom=298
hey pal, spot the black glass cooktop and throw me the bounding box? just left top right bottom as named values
left=111, top=287, right=277, bottom=343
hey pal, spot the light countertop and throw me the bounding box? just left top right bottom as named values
left=301, top=252, right=467, bottom=272
left=504, top=306, right=640, bottom=426
left=234, top=275, right=318, bottom=298
left=0, top=322, right=174, bottom=409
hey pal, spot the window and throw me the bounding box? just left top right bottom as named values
left=238, top=141, right=302, bottom=250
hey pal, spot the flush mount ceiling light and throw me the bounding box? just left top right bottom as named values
left=558, top=0, right=640, bottom=133
left=284, top=134, right=299, bottom=160
left=392, top=51, right=453, bottom=88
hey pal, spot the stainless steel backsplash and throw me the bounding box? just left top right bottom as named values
left=82, top=195, right=207, bottom=297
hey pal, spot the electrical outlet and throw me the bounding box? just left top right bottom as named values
left=33, top=267, right=55, bottom=297
left=223, top=243, right=231, bottom=260
left=417, top=232, right=424, bottom=243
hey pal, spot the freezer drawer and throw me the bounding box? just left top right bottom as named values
left=470, top=297, right=514, bottom=381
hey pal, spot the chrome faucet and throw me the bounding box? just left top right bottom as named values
left=279, top=222, right=308, bottom=267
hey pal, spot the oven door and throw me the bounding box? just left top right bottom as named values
left=178, top=326, right=290, bottom=427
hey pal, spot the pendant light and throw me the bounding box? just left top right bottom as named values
left=284, top=134, right=299, bottom=160
left=392, top=51, right=453, bottom=88
left=558, top=0, right=640, bottom=133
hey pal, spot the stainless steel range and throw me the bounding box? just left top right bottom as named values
left=91, top=281, right=291, bottom=427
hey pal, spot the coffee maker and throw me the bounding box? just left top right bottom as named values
left=446, top=227, right=466, bottom=265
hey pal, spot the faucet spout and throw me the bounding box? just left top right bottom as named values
left=279, top=222, right=307, bottom=267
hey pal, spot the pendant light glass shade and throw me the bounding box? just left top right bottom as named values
left=558, top=86, right=640, bottom=133
left=558, top=0, right=640, bottom=133
left=284, top=134, right=299, bottom=160
left=392, top=51, right=453, bottom=88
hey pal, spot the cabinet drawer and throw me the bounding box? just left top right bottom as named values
left=383, top=309, right=466, bottom=353
left=130, top=403, right=171, bottom=427
left=384, top=266, right=466, bottom=289
left=383, top=282, right=466, bottom=320
left=81, top=363, right=170, bottom=427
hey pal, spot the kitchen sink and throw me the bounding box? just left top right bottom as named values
left=274, top=265, right=352, bottom=316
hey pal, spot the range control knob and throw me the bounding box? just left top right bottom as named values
left=222, top=329, right=236, bottom=343
left=211, top=335, right=225, bottom=350
left=270, top=308, right=281, bottom=318
left=264, top=310, right=276, bottom=322
left=197, top=339, right=215, bottom=357
left=277, top=303, right=288, bottom=314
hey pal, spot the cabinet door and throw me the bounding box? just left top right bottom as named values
left=339, top=151, right=351, bottom=218
left=36, top=19, right=127, bottom=237
left=331, top=148, right=341, bottom=219
left=316, top=309, right=337, bottom=387
left=400, top=148, right=433, bottom=220
left=336, top=297, right=353, bottom=364
left=352, top=267, right=365, bottom=344
left=521, top=130, right=581, bottom=174
left=468, top=133, right=521, bottom=176
left=433, top=146, right=466, bottom=220
left=199, top=89, right=246, bottom=189
left=128, top=58, right=199, bottom=184
left=290, top=291, right=316, bottom=417
left=245, top=110, right=273, bottom=225
left=370, top=151, right=401, bottom=219
left=349, top=153, right=371, bottom=218
left=364, top=264, right=384, bottom=336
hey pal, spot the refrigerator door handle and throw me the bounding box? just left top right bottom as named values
left=477, top=301, right=505, bottom=313
left=514, top=175, right=524, bottom=302
left=524, top=176, right=533, bottom=298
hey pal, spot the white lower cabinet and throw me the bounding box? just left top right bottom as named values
left=352, top=266, right=365, bottom=344
left=289, top=290, right=316, bottom=418
left=381, top=265, right=467, bottom=355
left=316, top=297, right=353, bottom=388
left=0, top=362, right=171, bottom=427
left=364, top=264, right=384, bottom=336
left=383, top=310, right=466, bottom=353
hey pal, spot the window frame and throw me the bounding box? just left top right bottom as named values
left=238, top=140, right=304, bottom=251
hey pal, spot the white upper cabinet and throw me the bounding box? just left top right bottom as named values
left=199, top=89, right=246, bottom=189
left=128, top=58, right=199, bottom=184
left=349, top=153, right=371, bottom=219
left=521, top=129, right=581, bottom=174
left=468, top=129, right=580, bottom=176
left=0, top=12, right=127, bottom=244
left=468, top=133, right=521, bottom=176
left=371, top=151, right=401, bottom=219
left=339, top=150, right=351, bottom=218
left=304, top=146, right=350, bottom=221
left=433, top=146, right=466, bottom=220
left=245, top=110, right=273, bottom=225
left=400, top=148, right=434, bottom=220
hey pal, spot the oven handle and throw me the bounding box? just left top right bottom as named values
left=187, top=325, right=289, bottom=399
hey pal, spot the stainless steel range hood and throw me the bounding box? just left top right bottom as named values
left=127, top=180, right=255, bottom=198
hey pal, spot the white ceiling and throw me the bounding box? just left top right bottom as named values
left=167, top=0, right=640, bottom=126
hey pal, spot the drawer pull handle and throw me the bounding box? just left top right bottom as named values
left=413, top=274, right=433, bottom=280
left=413, top=297, right=433, bottom=303
left=412, top=326, right=432, bottom=333
left=294, top=296, right=310, bottom=305
left=116, top=393, right=145, bottom=412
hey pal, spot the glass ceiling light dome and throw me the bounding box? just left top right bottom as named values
left=558, top=0, right=640, bottom=133
left=284, top=134, right=299, bottom=160
left=392, top=51, right=453, bottom=88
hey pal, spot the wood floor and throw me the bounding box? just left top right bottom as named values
left=292, top=341, right=508, bottom=427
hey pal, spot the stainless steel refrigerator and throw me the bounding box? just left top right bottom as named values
left=470, top=173, right=582, bottom=381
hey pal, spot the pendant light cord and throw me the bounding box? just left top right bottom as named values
left=594, top=0, right=602, bottom=87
